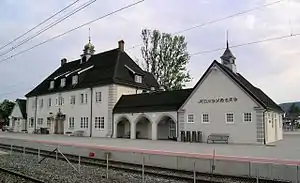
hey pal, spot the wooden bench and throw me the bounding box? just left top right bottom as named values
left=207, top=133, right=229, bottom=144
left=73, top=130, right=84, bottom=137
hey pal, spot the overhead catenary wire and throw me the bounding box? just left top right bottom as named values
left=125, top=0, right=286, bottom=50
left=0, top=0, right=97, bottom=57
left=0, top=0, right=145, bottom=64
left=0, top=0, right=80, bottom=52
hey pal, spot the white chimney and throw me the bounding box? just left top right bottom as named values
left=118, top=40, right=124, bottom=52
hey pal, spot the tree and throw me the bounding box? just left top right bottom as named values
left=141, top=29, right=191, bottom=91
left=287, top=103, right=300, bottom=131
left=0, top=99, right=15, bottom=123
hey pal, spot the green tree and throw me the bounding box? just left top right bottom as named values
left=140, top=29, right=191, bottom=91
left=288, top=103, right=300, bottom=130
left=0, top=99, right=15, bottom=123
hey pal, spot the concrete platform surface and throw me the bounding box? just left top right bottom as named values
left=0, top=132, right=299, bottom=163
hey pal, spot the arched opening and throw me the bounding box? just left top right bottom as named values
left=116, top=117, right=131, bottom=138
left=135, top=116, right=152, bottom=139
left=157, top=116, right=176, bottom=140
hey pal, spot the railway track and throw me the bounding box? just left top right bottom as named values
left=0, top=166, right=45, bottom=183
left=0, top=143, right=291, bottom=183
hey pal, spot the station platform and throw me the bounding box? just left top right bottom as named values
left=0, top=132, right=299, bottom=164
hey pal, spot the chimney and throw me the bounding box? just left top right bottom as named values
left=61, top=58, right=67, bottom=66
left=118, top=40, right=124, bottom=52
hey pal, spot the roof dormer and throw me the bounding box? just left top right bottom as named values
left=135, top=75, right=142, bottom=83
left=60, top=78, right=66, bottom=87
left=72, top=75, right=78, bottom=85
left=49, top=81, right=54, bottom=90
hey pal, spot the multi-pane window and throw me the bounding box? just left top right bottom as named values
left=85, top=94, right=88, bottom=103
left=202, top=113, right=209, bottom=123
left=37, top=118, right=43, bottom=125
left=47, top=118, right=51, bottom=127
left=58, top=96, right=64, bottom=105
left=80, top=117, right=88, bottom=128
left=135, top=75, right=142, bottom=83
left=69, top=117, right=75, bottom=129
left=95, top=117, right=104, bottom=130
left=243, top=113, right=252, bottom=122
left=96, top=92, right=101, bottom=102
left=70, top=95, right=76, bottom=104
left=39, top=99, right=43, bottom=108
left=60, top=78, right=66, bottom=87
left=187, top=114, right=194, bottom=123
left=48, top=98, right=52, bottom=107
left=80, top=94, right=88, bottom=104
left=29, top=118, right=34, bottom=127
left=226, top=113, right=234, bottom=123
left=72, top=75, right=78, bottom=85
left=49, top=81, right=54, bottom=89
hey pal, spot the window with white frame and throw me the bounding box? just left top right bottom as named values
left=58, top=96, right=64, bottom=105
left=187, top=114, right=194, bottom=123
left=49, top=81, right=54, bottom=89
left=226, top=113, right=234, bottom=123
left=60, top=78, right=66, bottom=87
left=29, top=118, right=34, bottom=127
left=135, top=75, right=142, bottom=83
left=95, top=117, right=104, bottom=130
left=69, top=117, right=75, bottom=129
left=70, top=95, right=76, bottom=104
left=85, top=93, right=88, bottom=103
left=80, top=117, right=88, bottom=128
left=39, top=99, right=43, bottom=108
left=243, top=113, right=252, bottom=122
left=80, top=93, right=87, bottom=104
left=37, top=118, right=43, bottom=125
left=95, top=92, right=101, bottom=102
left=48, top=98, right=52, bottom=107
left=72, top=75, right=78, bottom=85
left=202, top=113, right=209, bottom=123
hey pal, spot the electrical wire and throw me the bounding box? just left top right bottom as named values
left=0, top=0, right=145, bottom=64
left=0, top=0, right=96, bottom=57
left=125, top=0, right=286, bottom=50
left=0, top=0, right=80, bottom=52
left=190, top=33, right=300, bottom=56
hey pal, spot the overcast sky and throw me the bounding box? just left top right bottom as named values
left=0, top=0, right=299, bottom=104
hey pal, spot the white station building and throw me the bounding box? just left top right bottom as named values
left=24, top=39, right=283, bottom=145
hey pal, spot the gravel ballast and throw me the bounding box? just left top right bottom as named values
left=0, top=152, right=189, bottom=183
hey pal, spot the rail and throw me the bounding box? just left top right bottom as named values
left=0, top=143, right=291, bottom=183
left=0, top=166, right=45, bottom=183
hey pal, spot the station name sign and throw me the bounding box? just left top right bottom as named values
left=198, top=97, right=238, bottom=104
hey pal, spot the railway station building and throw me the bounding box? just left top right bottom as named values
left=24, top=38, right=283, bottom=145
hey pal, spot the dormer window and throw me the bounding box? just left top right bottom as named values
left=49, top=81, right=54, bottom=89
left=135, top=75, right=142, bottom=83
left=72, top=75, right=78, bottom=85
left=61, top=78, right=66, bottom=87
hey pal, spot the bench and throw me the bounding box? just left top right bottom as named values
left=73, top=130, right=84, bottom=137
left=207, top=133, right=229, bottom=144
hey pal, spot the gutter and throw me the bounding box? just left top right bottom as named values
left=90, top=87, right=93, bottom=137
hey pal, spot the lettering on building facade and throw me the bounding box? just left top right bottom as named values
left=198, top=97, right=238, bottom=104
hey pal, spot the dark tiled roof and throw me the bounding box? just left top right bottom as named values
left=113, top=88, right=193, bottom=113
left=209, top=61, right=283, bottom=112
left=16, top=99, right=27, bottom=119
left=25, top=48, right=159, bottom=97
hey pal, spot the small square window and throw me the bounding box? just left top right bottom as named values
left=243, top=113, right=252, bottom=122
left=135, top=75, right=142, bottom=83
left=187, top=114, right=194, bottom=123
left=202, top=114, right=209, bottom=123
left=226, top=113, right=234, bottom=123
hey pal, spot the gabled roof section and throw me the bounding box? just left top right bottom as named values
left=16, top=99, right=27, bottom=119
left=25, top=47, right=159, bottom=97
left=182, top=60, right=283, bottom=113
left=113, top=88, right=193, bottom=113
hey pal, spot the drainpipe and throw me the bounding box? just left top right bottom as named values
left=110, top=111, right=114, bottom=138
left=176, top=111, right=179, bottom=141
left=263, top=109, right=267, bottom=145
left=90, top=88, right=93, bottom=137
left=34, top=96, right=38, bottom=132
